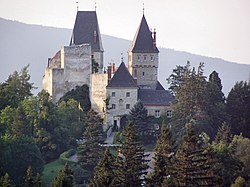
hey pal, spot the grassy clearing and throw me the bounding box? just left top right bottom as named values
left=42, top=159, right=64, bottom=186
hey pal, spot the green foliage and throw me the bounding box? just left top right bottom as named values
left=24, top=166, right=42, bottom=187
left=231, top=176, right=246, bottom=187
left=59, top=84, right=91, bottom=112
left=0, top=65, right=33, bottom=110
left=52, top=163, right=74, bottom=187
left=128, top=100, right=155, bottom=144
left=0, top=106, right=16, bottom=136
left=114, top=123, right=149, bottom=186
left=92, top=58, right=99, bottom=74
left=77, top=110, right=104, bottom=178
left=149, top=123, right=175, bottom=186
left=0, top=136, right=43, bottom=186
left=211, top=126, right=243, bottom=186
left=176, top=123, right=217, bottom=186
left=0, top=173, right=12, bottom=187
left=168, top=62, right=224, bottom=143
left=89, top=148, right=116, bottom=187
left=226, top=81, right=250, bottom=138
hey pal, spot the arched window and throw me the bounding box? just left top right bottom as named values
left=119, top=99, right=123, bottom=107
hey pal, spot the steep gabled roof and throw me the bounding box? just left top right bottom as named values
left=107, top=62, right=137, bottom=88
left=129, top=15, right=159, bottom=53
left=138, top=89, right=174, bottom=106
left=70, top=11, right=104, bottom=52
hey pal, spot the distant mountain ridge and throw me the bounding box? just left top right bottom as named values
left=0, top=17, right=249, bottom=95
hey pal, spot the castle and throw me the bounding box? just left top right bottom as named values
left=42, top=11, right=173, bottom=129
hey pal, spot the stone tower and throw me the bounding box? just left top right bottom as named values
left=128, top=14, right=159, bottom=89
left=70, top=11, right=104, bottom=73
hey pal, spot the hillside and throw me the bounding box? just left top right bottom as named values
left=0, top=17, right=249, bottom=95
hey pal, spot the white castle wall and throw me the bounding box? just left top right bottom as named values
left=42, top=44, right=91, bottom=103
left=106, top=87, right=138, bottom=128
left=90, top=73, right=108, bottom=118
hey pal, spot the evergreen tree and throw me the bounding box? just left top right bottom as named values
left=128, top=100, right=153, bottom=143
left=77, top=109, right=104, bottom=178
left=89, top=148, right=116, bottom=187
left=169, top=62, right=217, bottom=143
left=0, top=173, right=12, bottom=187
left=226, top=81, right=250, bottom=138
left=176, top=123, right=217, bottom=186
left=211, top=125, right=243, bottom=186
left=24, top=166, right=35, bottom=187
left=12, top=105, right=32, bottom=137
left=149, top=122, right=174, bottom=186
left=51, top=163, right=74, bottom=187
left=114, top=123, right=149, bottom=186
left=206, top=71, right=227, bottom=136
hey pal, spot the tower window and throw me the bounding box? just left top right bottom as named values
left=111, top=92, right=115, bottom=97
left=137, top=55, right=141, bottom=61
left=167, top=110, right=172, bottom=118
left=119, top=99, right=123, bottom=107
left=144, top=55, right=147, bottom=61
left=150, top=55, right=154, bottom=61
left=155, top=110, right=160, bottom=118
left=126, top=104, right=130, bottom=109
left=126, top=92, right=130, bottom=97
left=142, top=72, right=145, bottom=76
left=112, top=104, right=116, bottom=109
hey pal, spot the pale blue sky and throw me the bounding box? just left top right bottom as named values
left=0, top=0, right=250, bottom=64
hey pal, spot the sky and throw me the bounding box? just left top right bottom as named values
left=0, top=0, right=250, bottom=64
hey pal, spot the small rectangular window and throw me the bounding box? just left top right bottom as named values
left=144, top=55, right=147, bottom=61
left=155, top=110, right=160, bottom=118
left=167, top=110, right=172, bottom=118
left=150, top=55, right=154, bottom=61
left=111, top=92, right=115, bottom=97
left=126, top=92, right=130, bottom=97
left=137, top=55, right=140, bottom=61
left=126, top=104, right=130, bottom=109
left=142, top=72, right=145, bottom=76
left=112, top=104, right=116, bottom=109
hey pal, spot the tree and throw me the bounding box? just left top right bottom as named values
left=206, top=71, right=227, bottom=136
left=77, top=110, right=104, bottom=178
left=169, top=62, right=214, bottom=143
left=52, top=163, right=74, bottom=187
left=0, top=173, right=12, bottom=187
left=211, top=125, right=243, bottom=186
left=176, top=123, right=217, bottom=186
left=226, top=81, right=250, bottom=138
left=24, top=166, right=42, bottom=187
left=12, top=105, right=32, bottom=137
left=128, top=100, right=153, bottom=143
left=114, top=123, right=149, bottom=186
left=59, top=84, right=91, bottom=112
left=0, top=136, right=43, bottom=185
left=89, top=148, right=116, bottom=187
left=0, top=65, right=33, bottom=110
left=149, top=122, right=174, bottom=186
left=0, top=106, right=16, bottom=136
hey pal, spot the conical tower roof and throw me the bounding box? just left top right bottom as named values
left=107, top=62, right=137, bottom=88
left=129, top=15, right=159, bottom=53
left=70, top=11, right=104, bottom=52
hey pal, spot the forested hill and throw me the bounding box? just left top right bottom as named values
left=0, top=17, right=249, bottom=94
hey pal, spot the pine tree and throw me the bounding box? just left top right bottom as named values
left=12, top=105, right=32, bottom=137
left=114, top=123, right=149, bottom=186
left=24, top=166, right=34, bottom=187
left=89, top=148, right=116, bottom=187
left=0, top=173, right=12, bottom=187
left=149, top=122, right=174, bottom=187
left=51, top=163, right=74, bottom=187
left=77, top=109, right=104, bottom=178
left=176, top=123, right=217, bottom=187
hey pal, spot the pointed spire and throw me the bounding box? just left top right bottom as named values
left=143, top=3, right=145, bottom=15
left=128, top=14, right=159, bottom=53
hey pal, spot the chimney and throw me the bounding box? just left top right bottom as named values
left=107, top=65, right=112, bottom=81
left=93, top=30, right=97, bottom=44
left=153, top=28, right=156, bottom=50
left=111, top=63, right=116, bottom=75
